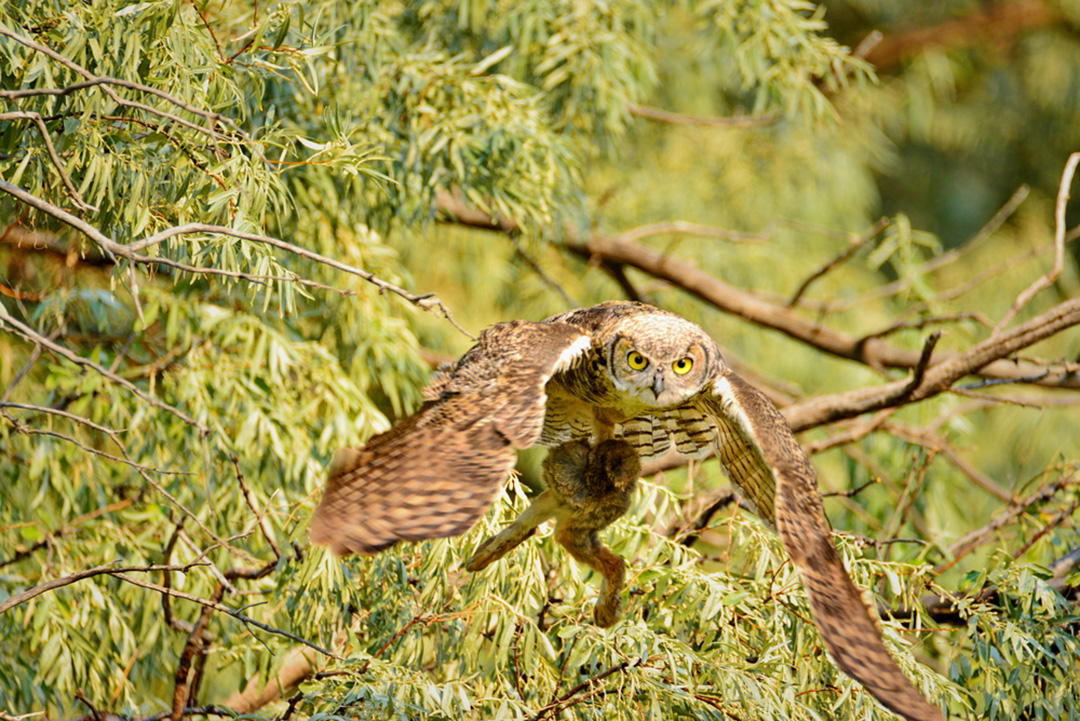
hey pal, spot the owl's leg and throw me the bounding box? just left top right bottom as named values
left=554, top=525, right=626, bottom=628
left=464, top=491, right=560, bottom=572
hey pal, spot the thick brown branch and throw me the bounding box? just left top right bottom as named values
left=559, top=230, right=1080, bottom=391
left=864, top=0, right=1063, bottom=71
left=223, top=647, right=318, bottom=713
left=171, top=584, right=224, bottom=720
left=783, top=296, right=1080, bottom=431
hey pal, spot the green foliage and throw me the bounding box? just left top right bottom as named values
left=941, top=561, right=1080, bottom=720
left=285, top=481, right=960, bottom=720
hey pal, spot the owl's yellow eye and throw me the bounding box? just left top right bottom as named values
left=627, top=351, right=649, bottom=370
left=672, top=357, right=693, bottom=375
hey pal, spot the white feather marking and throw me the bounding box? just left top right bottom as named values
left=712, top=377, right=742, bottom=423
left=552, top=334, right=593, bottom=373
left=711, top=377, right=767, bottom=460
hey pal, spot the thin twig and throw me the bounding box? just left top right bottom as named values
left=0, top=401, right=125, bottom=439
left=994, top=154, right=1080, bottom=333
left=882, top=451, right=935, bottom=545
left=531, top=659, right=640, bottom=721
left=0, top=561, right=208, bottom=615
left=899, top=330, right=941, bottom=398
left=788, top=217, right=888, bottom=306
left=0, top=179, right=472, bottom=338
left=110, top=572, right=339, bottom=659
left=823, top=478, right=881, bottom=499
left=512, top=239, right=577, bottom=307
left=0, top=497, right=134, bottom=569
left=818, top=185, right=1031, bottom=313
left=0, top=27, right=241, bottom=140
left=1011, top=498, right=1080, bottom=559
left=2, top=328, right=54, bottom=401
left=0, top=111, right=95, bottom=211
left=615, top=220, right=769, bottom=245
left=938, top=478, right=1076, bottom=574
left=0, top=306, right=205, bottom=432
left=627, top=103, right=779, bottom=128
left=889, top=225, right=1080, bottom=323
left=857, top=312, right=988, bottom=344
left=673, top=490, right=738, bottom=547
left=804, top=409, right=895, bottom=455
left=887, top=423, right=1013, bottom=502
left=231, top=456, right=281, bottom=560
left=358, top=614, right=426, bottom=674
left=1, top=413, right=189, bottom=476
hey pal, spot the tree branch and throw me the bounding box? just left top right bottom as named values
left=559, top=229, right=1080, bottom=391
left=994, top=152, right=1080, bottom=333
left=223, top=647, right=318, bottom=713
left=0, top=26, right=242, bottom=141
left=863, top=0, right=1063, bottom=71
left=0, top=562, right=208, bottom=615
left=783, top=296, right=1080, bottom=431
left=0, top=306, right=206, bottom=433
left=171, top=584, right=224, bottom=720
left=109, top=572, right=339, bottom=659
left=0, top=111, right=95, bottom=211
left=0, top=179, right=473, bottom=339
left=627, top=103, right=779, bottom=128
left=615, top=220, right=770, bottom=245
left=788, top=217, right=889, bottom=306
left=0, top=497, right=134, bottom=569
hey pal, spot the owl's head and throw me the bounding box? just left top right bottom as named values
left=605, top=313, right=721, bottom=408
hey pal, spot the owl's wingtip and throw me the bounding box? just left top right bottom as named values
left=309, top=519, right=400, bottom=557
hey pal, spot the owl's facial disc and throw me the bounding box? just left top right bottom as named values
left=614, top=338, right=709, bottom=408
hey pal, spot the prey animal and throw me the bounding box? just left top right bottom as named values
left=309, top=301, right=943, bottom=721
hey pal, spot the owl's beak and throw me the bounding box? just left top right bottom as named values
left=651, top=373, right=665, bottom=399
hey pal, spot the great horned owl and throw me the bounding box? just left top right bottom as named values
left=309, top=301, right=942, bottom=721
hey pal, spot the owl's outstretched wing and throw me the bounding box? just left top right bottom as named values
left=309, top=321, right=592, bottom=555
left=699, top=372, right=943, bottom=721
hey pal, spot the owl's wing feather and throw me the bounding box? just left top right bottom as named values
left=701, top=372, right=943, bottom=721
left=309, top=321, right=592, bottom=555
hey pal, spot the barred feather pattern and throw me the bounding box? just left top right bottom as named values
left=310, top=320, right=592, bottom=555
left=705, top=373, right=943, bottom=721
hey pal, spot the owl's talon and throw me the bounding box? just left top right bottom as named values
left=464, top=491, right=560, bottom=572
left=465, top=527, right=535, bottom=571
left=593, top=594, right=623, bottom=628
